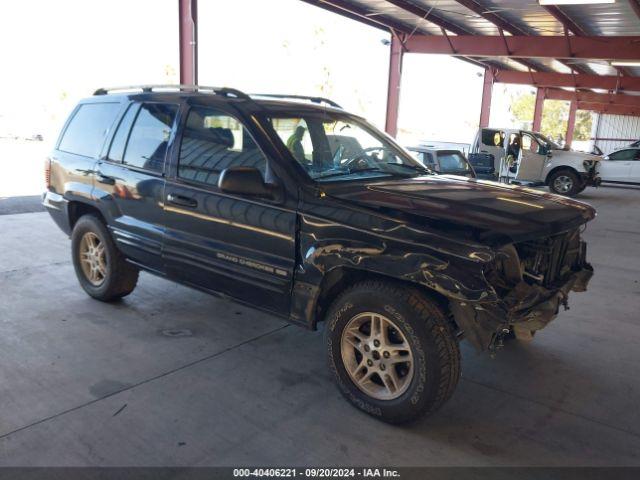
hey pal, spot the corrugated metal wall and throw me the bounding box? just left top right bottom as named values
left=591, top=114, right=640, bottom=154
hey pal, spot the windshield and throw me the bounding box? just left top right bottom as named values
left=533, top=132, right=562, bottom=150
left=267, top=112, right=431, bottom=182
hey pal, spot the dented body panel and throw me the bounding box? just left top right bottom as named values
left=290, top=176, right=595, bottom=351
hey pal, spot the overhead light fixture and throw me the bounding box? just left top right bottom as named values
left=611, top=61, right=640, bottom=67
left=539, top=0, right=615, bottom=5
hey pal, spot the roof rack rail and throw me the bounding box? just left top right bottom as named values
left=93, top=84, right=251, bottom=100
left=250, top=94, right=342, bottom=109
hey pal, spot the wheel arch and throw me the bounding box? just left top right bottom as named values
left=544, top=165, right=580, bottom=185
left=67, top=201, right=106, bottom=230
left=312, top=266, right=451, bottom=330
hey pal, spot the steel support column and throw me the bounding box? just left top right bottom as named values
left=479, top=68, right=493, bottom=128
left=566, top=100, right=577, bottom=148
left=385, top=35, right=404, bottom=137
left=179, top=0, right=198, bottom=85
left=533, top=87, right=545, bottom=132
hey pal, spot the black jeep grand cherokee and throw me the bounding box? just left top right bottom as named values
left=43, top=85, right=595, bottom=423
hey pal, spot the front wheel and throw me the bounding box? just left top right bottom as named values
left=548, top=169, right=581, bottom=196
left=324, top=281, right=460, bottom=424
left=71, top=214, right=139, bottom=301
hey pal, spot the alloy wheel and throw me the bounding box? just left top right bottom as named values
left=553, top=175, right=573, bottom=193
left=340, top=312, right=414, bottom=401
left=79, top=232, right=107, bottom=286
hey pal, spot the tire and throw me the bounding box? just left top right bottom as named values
left=548, top=169, right=581, bottom=196
left=71, top=214, right=139, bottom=301
left=324, top=280, right=460, bottom=424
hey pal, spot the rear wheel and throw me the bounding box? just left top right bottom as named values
left=324, top=281, right=460, bottom=424
left=71, top=214, right=139, bottom=301
left=548, top=169, right=581, bottom=196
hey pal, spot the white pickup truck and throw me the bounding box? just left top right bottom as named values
left=469, top=128, right=601, bottom=196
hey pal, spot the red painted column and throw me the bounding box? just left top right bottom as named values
left=385, top=35, right=404, bottom=137
left=479, top=68, right=494, bottom=128
left=532, top=87, right=545, bottom=132
left=179, top=0, right=198, bottom=85
left=565, top=99, right=577, bottom=148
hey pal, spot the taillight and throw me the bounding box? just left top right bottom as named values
left=44, top=157, right=52, bottom=189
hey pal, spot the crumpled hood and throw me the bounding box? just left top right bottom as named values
left=325, top=175, right=596, bottom=244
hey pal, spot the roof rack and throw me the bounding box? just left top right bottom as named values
left=93, top=84, right=251, bottom=100
left=249, top=94, right=342, bottom=109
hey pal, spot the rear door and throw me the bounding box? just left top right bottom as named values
left=95, top=101, right=179, bottom=271
left=162, top=103, right=297, bottom=315
left=515, top=132, right=546, bottom=182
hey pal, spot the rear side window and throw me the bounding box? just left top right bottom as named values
left=58, top=103, right=120, bottom=158
left=108, top=103, right=140, bottom=162
left=481, top=129, right=504, bottom=147
left=122, top=103, right=178, bottom=172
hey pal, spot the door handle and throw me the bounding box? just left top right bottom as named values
left=97, top=174, right=116, bottom=185
left=167, top=193, right=198, bottom=208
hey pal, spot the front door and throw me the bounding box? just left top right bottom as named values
left=515, top=132, right=546, bottom=182
left=600, top=149, right=636, bottom=182
left=95, top=101, right=179, bottom=271
left=162, top=104, right=297, bottom=315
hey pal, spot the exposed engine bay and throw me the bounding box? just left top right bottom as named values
left=450, top=227, right=593, bottom=351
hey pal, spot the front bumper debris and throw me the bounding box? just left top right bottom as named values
left=450, top=262, right=593, bottom=352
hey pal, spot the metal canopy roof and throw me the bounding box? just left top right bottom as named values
left=302, top=0, right=640, bottom=77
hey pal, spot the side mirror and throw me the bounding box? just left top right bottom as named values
left=218, top=167, right=277, bottom=198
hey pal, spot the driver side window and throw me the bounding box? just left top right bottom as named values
left=609, top=149, right=637, bottom=161
left=178, top=107, right=267, bottom=187
left=522, top=134, right=541, bottom=154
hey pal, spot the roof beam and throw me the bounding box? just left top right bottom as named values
left=300, top=0, right=405, bottom=32
left=543, top=5, right=631, bottom=76
left=493, top=70, right=640, bottom=92
left=452, top=0, right=590, bottom=74
left=544, top=88, right=640, bottom=108
left=630, top=0, right=640, bottom=20
left=403, top=35, right=640, bottom=61
left=577, top=102, right=640, bottom=116
left=387, top=0, right=540, bottom=70
left=385, top=0, right=470, bottom=36
left=384, top=0, right=540, bottom=72
left=300, top=0, right=503, bottom=71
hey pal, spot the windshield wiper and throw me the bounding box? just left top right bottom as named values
left=385, top=163, right=432, bottom=174
left=314, top=167, right=388, bottom=180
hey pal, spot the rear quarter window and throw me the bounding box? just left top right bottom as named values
left=58, top=102, right=121, bottom=158
left=481, top=129, right=504, bottom=147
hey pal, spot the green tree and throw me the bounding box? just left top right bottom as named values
left=573, top=110, right=593, bottom=141
left=510, top=92, right=592, bottom=142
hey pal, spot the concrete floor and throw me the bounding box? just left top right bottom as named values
left=0, top=186, right=639, bottom=467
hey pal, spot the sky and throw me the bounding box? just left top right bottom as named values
left=0, top=0, right=525, bottom=147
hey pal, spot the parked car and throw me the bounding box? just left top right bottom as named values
left=407, top=146, right=476, bottom=178
left=628, top=140, right=640, bottom=148
left=43, top=85, right=595, bottom=423
left=597, top=147, right=640, bottom=185
left=469, top=127, right=601, bottom=196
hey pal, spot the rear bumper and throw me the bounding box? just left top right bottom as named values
left=42, top=190, right=71, bottom=236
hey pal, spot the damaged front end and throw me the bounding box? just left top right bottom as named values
left=450, top=227, right=593, bottom=352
